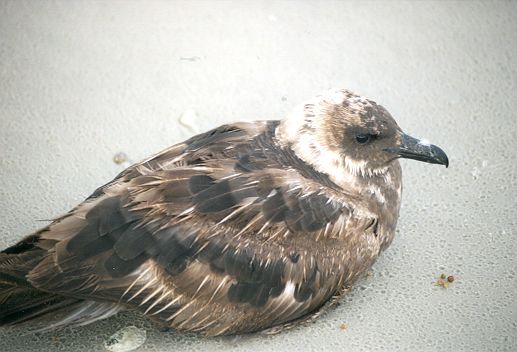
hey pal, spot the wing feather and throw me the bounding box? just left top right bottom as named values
left=11, top=121, right=372, bottom=335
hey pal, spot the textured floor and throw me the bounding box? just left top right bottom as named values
left=1, top=1, right=516, bottom=351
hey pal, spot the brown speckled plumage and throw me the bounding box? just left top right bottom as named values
left=0, top=88, right=448, bottom=335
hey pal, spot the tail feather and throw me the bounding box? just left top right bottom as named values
left=1, top=236, right=121, bottom=332
left=0, top=283, right=79, bottom=326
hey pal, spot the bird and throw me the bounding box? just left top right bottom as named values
left=0, top=88, right=449, bottom=336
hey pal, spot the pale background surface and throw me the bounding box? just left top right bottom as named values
left=1, top=1, right=516, bottom=351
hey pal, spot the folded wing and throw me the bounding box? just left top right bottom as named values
left=4, top=122, right=364, bottom=335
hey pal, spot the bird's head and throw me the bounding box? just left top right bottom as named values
left=277, top=88, right=449, bottom=183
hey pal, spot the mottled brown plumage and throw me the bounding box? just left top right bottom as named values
left=0, top=88, right=448, bottom=335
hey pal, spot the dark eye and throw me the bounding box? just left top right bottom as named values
left=355, top=134, right=371, bottom=144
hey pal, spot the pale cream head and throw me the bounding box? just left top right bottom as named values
left=276, top=88, right=403, bottom=184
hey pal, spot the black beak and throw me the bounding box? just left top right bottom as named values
left=384, top=133, right=449, bottom=167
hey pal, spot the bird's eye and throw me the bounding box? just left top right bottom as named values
left=355, top=134, right=371, bottom=144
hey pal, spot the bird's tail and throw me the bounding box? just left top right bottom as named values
left=0, top=235, right=120, bottom=332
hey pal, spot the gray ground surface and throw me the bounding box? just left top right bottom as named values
left=1, top=1, right=516, bottom=351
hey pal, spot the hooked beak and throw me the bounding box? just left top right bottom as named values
left=384, top=133, right=449, bottom=167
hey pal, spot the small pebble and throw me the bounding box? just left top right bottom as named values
left=113, top=152, right=128, bottom=165
left=104, top=326, right=147, bottom=352
left=178, top=108, right=200, bottom=134
left=339, top=323, right=348, bottom=330
left=435, top=273, right=455, bottom=288
left=435, top=278, right=448, bottom=288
